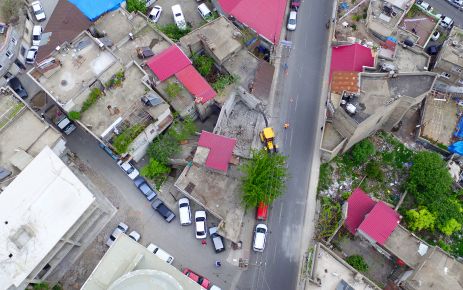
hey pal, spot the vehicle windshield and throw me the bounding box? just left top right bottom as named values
left=196, top=217, right=205, bottom=222
left=197, top=230, right=205, bottom=235
left=289, top=19, right=296, bottom=25
left=175, top=13, right=181, bottom=17
left=179, top=203, right=188, bottom=208
left=126, top=167, right=134, bottom=174
left=256, top=228, right=266, bottom=233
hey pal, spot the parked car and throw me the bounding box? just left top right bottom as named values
left=134, top=176, right=157, bottom=201
left=195, top=210, right=207, bottom=239
left=426, top=44, right=441, bottom=55
left=117, top=160, right=139, bottom=180
left=152, top=198, right=176, bottom=222
left=129, top=231, right=141, bottom=242
left=256, top=202, right=268, bottom=221
left=182, top=268, right=211, bottom=289
left=430, top=30, right=440, bottom=41
left=291, top=0, right=301, bottom=10
left=0, top=167, right=12, bottom=182
left=440, top=16, right=454, bottom=29
left=209, top=226, right=225, bottom=253
left=148, top=5, right=162, bottom=23
left=418, top=1, right=433, bottom=12
left=147, top=243, right=174, bottom=264
left=253, top=224, right=268, bottom=252
left=98, top=143, right=119, bottom=160
left=178, top=197, right=192, bottom=225
left=287, top=11, right=297, bottom=31
left=32, top=25, right=42, bottom=46
left=8, top=77, right=28, bottom=99
left=25, top=46, right=39, bottom=64
left=172, top=4, right=187, bottom=30
left=145, top=0, right=156, bottom=7
left=106, top=222, right=129, bottom=247
left=197, top=3, right=212, bottom=21
left=31, top=1, right=46, bottom=21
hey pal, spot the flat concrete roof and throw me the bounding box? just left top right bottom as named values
left=81, top=234, right=202, bottom=290
left=0, top=147, right=95, bottom=289
left=321, top=122, right=345, bottom=151
left=222, top=49, right=259, bottom=91
left=383, top=225, right=428, bottom=268
left=386, top=0, right=413, bottom=10
left=0, top=90, right=61, bottom=176
left=309, top=243, right=379, bottom=290
left=175, top=164, right=244, bottom=243
left=439, top=26, right=463, bottom=68
left=404, top=247, right=463, bottom=290
left=390, top=45, right=430, bottom=72
left=179, top=16, right=243, bottom=64
left=367, top=0, right=405, bottom=37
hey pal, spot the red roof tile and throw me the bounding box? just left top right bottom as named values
left=358, top=202, right=400, bottom=245
left=218, top=0, right=286, bottom=43
left=330, top=44, right=375, bottom=80
left=175, top=65, right=216, bottom=104
left=345, top=188, right=376, bottom=235
left=198, top=131, right=236, bottom=172
left=147, top=45, right=191, bottom=81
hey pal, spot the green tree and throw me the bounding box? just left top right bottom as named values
left=406, top=151, right=453, bottom=205
left=113, top=124, right=144, bottom=154
left=439, top=218, right=461, bottom=236
left=212, top=74, right=239, bottom=92
left=147, top=133, right=180, bottom=165
left=165, top=82, right=182, bottom=98
left=1, top=0, right=20, bottom=23
left=126, top=0, right=147, bottom=13
left=169, top=117, right=197, bottom=142
left=141, top=159, right=171, bottom=187
left=158, top=23, right=191, bottom=41
left=240, top=150, right=287, bottom=208
left=192, top=54, right=215, bottom=77
left=346, top=255, right=368, bottom=272
left=365, top=160, right=384, bottom=181
left=405, top=208, right=436, bottom=231
left=350, top=139, right=375, bottom=165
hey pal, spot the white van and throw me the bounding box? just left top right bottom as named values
left=146, top=243, right=174, bottom=264
left=172, top=4, right=187, bottom=30
left=32, top=25, right=42, bottom=46
left=197, top=3, right=212, bottom=21
left=178, top=198, right=192, bottom=225
left=253, top=224, right=267, bottom=252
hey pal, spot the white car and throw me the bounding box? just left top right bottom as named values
left=195, top=210, right=207, bottom=239
left=147, top=243, right=174, bottom=264
left=197, top=3, right=212, bottom=21
left=178, top=197, right=192, bottom=225
left=148, top=5, right=162, bottom=23
left=106, top=222, right=128, bottom=247
left=430, top=30, right=440, bottom=41
left=25, top=46, right=39, bottom=64
left=117, top=160, right=140, bottom=180
left=287, top=11, right=297, bottom=31
left=32, top=25, right=42, bottom=46
left=419, top=2, right=433, bottom=12
left=172, top=4, right=187, bottom=30
left=31, top=1, right=46, bottom=22
left=129, top=231, right=141, bottom=242
left=253, top=224, right=267, bottom=252
left=440, top=16, right=454, bottom=29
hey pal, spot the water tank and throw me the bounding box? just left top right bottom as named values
left=346, top=103, right=356, bottom=114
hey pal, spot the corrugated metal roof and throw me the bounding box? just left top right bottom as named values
left=197, top=131, right=236, bottom=172
left=147, top=45, right=191, bottom=81
left=175, top=65, right=216, bottom=104
left=358, top=202, right=400, bottom=245
left=330, top=71, right=359, bottom=94
left=330, top=44, right=375, bottom=80
left=345, top=188, right=376, bottom=235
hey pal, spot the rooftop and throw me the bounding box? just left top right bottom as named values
left=345, top=188, right=376, bottom=235
left=399, top=6, right=438, bottom=47
left=378, top=44, right=430, bottom=73
left=367, top=0, right=407, bottom=37
left=330, top=44, right=375, bottom=80
left=439, top=26, right=463, bottom=68
left=197, top=131, right=237, bottom=172
left=217, top=0, right=287, bottom=43
left=0, top=89, right=61, bottom=178
left=252, top=60, right=275, bottom=101
left=147, top=45, right=191, bottom=82
left=81, top=234, right=202, bottom=290
left=222, top=49, right=259, bottom=93
left=175, top=65, right=217, bottom=104
left=357, top=201, right=400, bottom=245
left=179, top=16, right=243, bottom=64
left=321, top=122, right=345, bottom=151
left=0, top=147, right=95, bottom=289
left=175, top=164, right=244, bottom=243
left=331, top=71, right=359, bottom=94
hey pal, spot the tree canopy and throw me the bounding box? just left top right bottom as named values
left=240, top=150, right=287, bottom=208
left=405, top=208, right=435, bottom=232
left=350, top=139, right=375, bottom=165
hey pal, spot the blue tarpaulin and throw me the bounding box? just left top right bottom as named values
left=68, top=0, right=124, bottom=21
left=454, top=117, right=463, bottom=138
left=449, top=141, right=463, bottom=155
left=386, top=36, right=397, bottom=43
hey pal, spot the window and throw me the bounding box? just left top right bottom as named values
left=11, top=37, right=17, bottom=45
left=20, top=46, right=26, bottom=56
left=441, top=72, right=451, bottom=79
left=5, top=50, right=12, bottom=59
left=452, top=66, right=463, bottom=73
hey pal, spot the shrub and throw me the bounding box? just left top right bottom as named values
left=141, top=158, right=171, bottom=188
left=113, top=124, right=144, bottom=154
left=212, top=74, right=239, bottom=93
left=365, top=161, right=384, bottom=181
left=158, top=23, right=191, bottom=41
left=165, top=82, right=182, bottom=98
left=105, top=70, right=125, bottom=89
left=192, top=54, right=215, bottom=77
left=405, top=208, right=435, bottom=231
left=352, top=14, right=362, bottom=22
left=68, top=111, right=81, bottom=120
left=318, top=163, right=332, bottom=192
left=351, top=24, right=357, bottom=31
left=346, top=255, right=368, bottom=272
left=439, top=218, right=461, bottom=236
left=126, top=0, right=147, bottom=13
left=350, top=139, right=375, bottom=166
left=81, top=88, right=102, bottom=112
left=341, top=191, right=351, bottom=200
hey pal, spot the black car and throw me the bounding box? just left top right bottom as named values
left=8, top=77, right=28, bottom=99
left=134, top=176, right=157, bottom=201
left=427, top=45, right=441, bottom=55
left=151, top=198, right=176, bottom=222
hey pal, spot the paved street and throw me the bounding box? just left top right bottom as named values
left=425, top=0, right=463, bottom=27
left=235, top=0, right=333, bottom=289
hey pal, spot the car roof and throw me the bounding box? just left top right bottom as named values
left=195, top=210, right=206, bottom=218
left=33, top=25, right=41, bottom=33
left=289, top=11, right=297, bottom=17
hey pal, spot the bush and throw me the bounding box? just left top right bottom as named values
left=317, top=196, right=342, bottom=240
left=105, top=70, right=125, bottom=89
left=352, top=14, right=362, bottom=22
left=405, top=208, right=435, bottom=231
left=365, top=161, right=384, bottom=181
left=68, top=111, right=81, bottom=120
left=346, top=255, right=368, bottom=272
left=350, top=139, right=375, bottom=165
left=158, top=23, right=191, bottom=41
left=439, top=218, right=461, bottom=236
left=212, top=74, right=239, bottom=93
left=126, top=0, right=147, bottom=13
left=113, top=124, right=144, bottom=154
left=351, top=24, right=357, bottom=31
left=192, top=54, right=215, bottom=77
left=341, top=191, right=351, bottom=200
left=1, top=0, right=20, bottom=23
left=141, top=158, right=171, bottom=188
left=165, top=82, right=182, bottom=98
left=81, top=88, right=103, bottom=112
left=318, top=163, right=332, bottom=192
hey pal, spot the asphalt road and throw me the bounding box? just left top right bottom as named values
left=424, top=0, right=463, bottom=27
left=235, top=0, right=332, bottom=289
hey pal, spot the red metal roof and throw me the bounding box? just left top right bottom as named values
left=147, top=45, right=191, bottom=81
left=198, top=131, right=236, bottom=172
left=358, top=202, right=400, bottom=245
left=345, top=188, right=376, bottom=235
left=330, top=44, right=375, bottom=80
left=218, top=0, right=286, bottom=43
left=175, top=65, right=217, bottom=104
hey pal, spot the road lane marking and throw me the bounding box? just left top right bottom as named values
left=278, top=202, right=284, bottom=224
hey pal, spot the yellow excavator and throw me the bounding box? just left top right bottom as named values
left=260, top=127, right=278, bottom=153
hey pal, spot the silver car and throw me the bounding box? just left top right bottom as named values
left=106, top=222, right=128, bottom=247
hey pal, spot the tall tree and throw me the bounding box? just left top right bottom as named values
left=405, top=208, right=435, bottom=231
